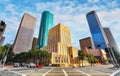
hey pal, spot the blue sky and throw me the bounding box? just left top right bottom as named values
left=0, top=0, right=120, bottom=50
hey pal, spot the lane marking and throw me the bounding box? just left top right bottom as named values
left=9, top=71, right=27, bottom=76
left=42, top=68, right=53, bottom=76
left=74, top=69, right=91, bottom=76
left=110, top=70, right=120, bottom=76
left=62, top=69, right=68, bottom=76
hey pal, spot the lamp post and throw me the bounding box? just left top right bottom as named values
left=82, top=55, right=83, bottom=67
left=1, top=40, right=13, bottom=68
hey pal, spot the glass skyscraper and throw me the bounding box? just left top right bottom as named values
left=86, top=10, right=108, bottom=49
left=38, top=11, right=53, bottom=49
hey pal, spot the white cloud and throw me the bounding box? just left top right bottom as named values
left=102, top=0, right=118, bottom=8
left=5, top=4, right=17, bottom=15
left=97, top=8, right=120, bottom=49
left=1, top=0, right=120, bottom=50
left=33, top=0, right=120, bottom=49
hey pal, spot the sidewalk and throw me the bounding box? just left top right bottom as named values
left=0, top=65, right=27, bottom=76
left=0, top=65, right=27, bottom=70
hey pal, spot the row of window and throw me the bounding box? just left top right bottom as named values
left=54, top=56, right=68, bottom=63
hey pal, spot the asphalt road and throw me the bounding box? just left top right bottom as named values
left=9, top=64, right=119, bottom=76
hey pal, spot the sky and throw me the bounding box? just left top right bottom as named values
left=0, top=0, right=120, bottom=50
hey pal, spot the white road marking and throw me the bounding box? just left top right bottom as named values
left=110, top=70, right=120, bottom=76
left=10, top=71, right=27, bottom=76
left=62, top=69, right=68, bottom=76
left=42, top=68, right=53, bottom=76
left=18, top=70, right=34, bottom=75
left=74, top=69, right=91, bottom=76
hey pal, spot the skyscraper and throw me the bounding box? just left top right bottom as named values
left=86, top=11, right=120, bottom=66
left=79, top=37, right=95, bottom=50
left=103, top=28, right=120, bottom=65
left=38, top=11, right=53, bottom=49
left=13, top=13, right=37, bottom=54
left=103, top=28, right=119, bottom=51
left=0, top=37, right=5, bottom=46
left=32, top=37, right=38, bottom=50
left=0, top=21, right=6, bottom=45
left=86, top=10, right=108, bottom=49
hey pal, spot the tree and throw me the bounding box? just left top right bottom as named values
left=0, top=45, right=14, bottom=64
left=78, top=50, right=86, bottom=67
left=13, top=49, right=51, bottom=66
left=0, top=46, right=4, bottom=59
left=41, top=50, right=51, bottom=65
left=37, top=50, right=51, bottom=65
left=86, top=53, right=98, bottom=66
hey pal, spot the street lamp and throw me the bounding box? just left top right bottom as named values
left=82, top=55, right=83, bottom=67
left=1, top=40, right=13, bottom=68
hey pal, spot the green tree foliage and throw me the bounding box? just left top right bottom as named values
left=0, top=45, right=14, bottom=63
left=86, top=53, right=96, bottom=63
left=13, top=49, right=51, bottom=66
left=0, top=46, right=4, bottom=59
left=78, top=50, right=86, bottom=60
left=101, top=57, right=107, bottom=64
left=78, top=50, right=98, bottom=65
left=0, top=46, right=3, bottom=55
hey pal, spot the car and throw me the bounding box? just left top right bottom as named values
left=36, top=64, right=42, bottom=68
left=26, top=63, right=36, bottom=68
left=20, top=63, right=26, bottom=67
left=14, top=63, right=20, bottom=67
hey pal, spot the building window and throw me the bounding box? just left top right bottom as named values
left=97, top=45, right=100, bottom=47
left=58, top=57, right=60, bottom=62
left=61, top=57, right=63, bottom=63
left=88, top=46, right=92, bottom=49
left=64, top=58, right=66, bottom=63
left=55, top=57, right=57, bottom=63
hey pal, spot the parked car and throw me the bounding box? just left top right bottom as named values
left=36, top=64, right=42, bottom=68
left=26, top=63, right=36, bottom=68
left=20, top=63, right=26, bottom=67
left=14, top=63, right=20, bottom=67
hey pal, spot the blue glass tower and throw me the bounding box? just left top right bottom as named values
left=38, top=11, right=53, bottom=49
left=86, top=10, right=108, bottom=49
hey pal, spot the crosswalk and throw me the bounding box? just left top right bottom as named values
left=14, top=67, right=116, bottom=76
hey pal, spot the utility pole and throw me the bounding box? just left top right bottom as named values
left=2, top=45, right=11, bottom=68
left=1, top=40, right=13, bottom=68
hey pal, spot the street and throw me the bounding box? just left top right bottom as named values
left=7, top=64, right=119, bottom=76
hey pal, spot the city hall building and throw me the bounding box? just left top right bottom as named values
left=41, top=23, right=79, bottom=67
